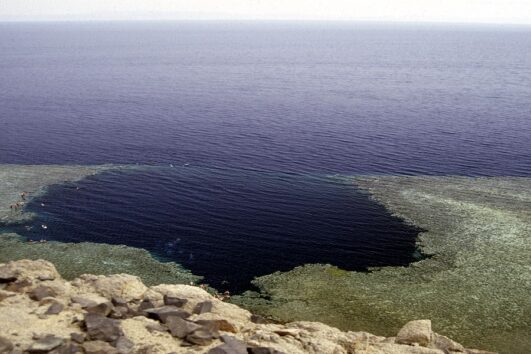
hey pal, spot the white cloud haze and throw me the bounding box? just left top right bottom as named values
left=1, top=0, right=530, bottom=24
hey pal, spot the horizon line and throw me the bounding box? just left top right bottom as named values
left=1, top=18, right=531, bottom=27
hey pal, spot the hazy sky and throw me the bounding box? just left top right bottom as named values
left=1, top=0, right=531, bottom=24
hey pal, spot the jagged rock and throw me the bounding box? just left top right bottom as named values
left=0, top=336, right=14, bottom=352
left=193, top=300, right=213, bottom=314
left=137, top=298, right=158, bottom=313
left=205, top=335, right=247, bottom=354
left=84, top=313, right=123, bottom=342
left=72, top=295, right=113, bottom=316
left=396, top=320, right=432, bottom=347
left=163, top=294, right=187, bottom=307
left=144, top=306, right=191, bottom=323
left=165, top=316, right=202, bottom=338
left=186, top=328, right=219, bottom=345
left=83, top=340, right=119, bottom=354
left=27, top=335, right=64, bottom=353
left=430, top=333, right=465, bottom=352
left=115, top=336, right=134, bottom=354
left=45, top=301, right=65, bottom=315
left=29, top=285, right=58, bottom=301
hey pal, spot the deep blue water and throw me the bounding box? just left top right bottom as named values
left=10, top=168, right=420, bottom=291
left=1, top=22, right=530, bottom=290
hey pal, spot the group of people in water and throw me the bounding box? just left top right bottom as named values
left=9, top=191, right=28, bottom=212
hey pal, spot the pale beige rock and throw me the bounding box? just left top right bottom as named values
left=0, top=259, right=60, bottom=283
left=72, top=273, right=148, bottom=302
left=396, top=320, right=432, bottom=347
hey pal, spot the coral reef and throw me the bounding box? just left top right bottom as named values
left=234, top=177, right=531, bottom=354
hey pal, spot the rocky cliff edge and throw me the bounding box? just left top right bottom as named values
left=0, top=259, right=494, bottom=354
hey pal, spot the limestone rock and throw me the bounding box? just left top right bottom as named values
left=73, top=274, right=147, bottom=302
left=430, top=333, right=465, bottom=352
left=0, top=259, right=60, bottom=283
left=396, top=320, right=432, bottom=347
left=0, top=266, right=17, bottom=283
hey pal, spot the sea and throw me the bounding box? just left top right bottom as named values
left=1, top=22, right=530, bottom=291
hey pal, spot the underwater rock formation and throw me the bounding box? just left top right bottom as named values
left=0, top=259, right=493, bottom=354
left=234, top=176, right=531, bottom=354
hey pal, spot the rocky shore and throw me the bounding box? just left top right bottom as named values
left=0, top=259, right=493, bottom=354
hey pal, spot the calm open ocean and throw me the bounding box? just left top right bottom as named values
left=1, top=22, right=530, bottom=290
